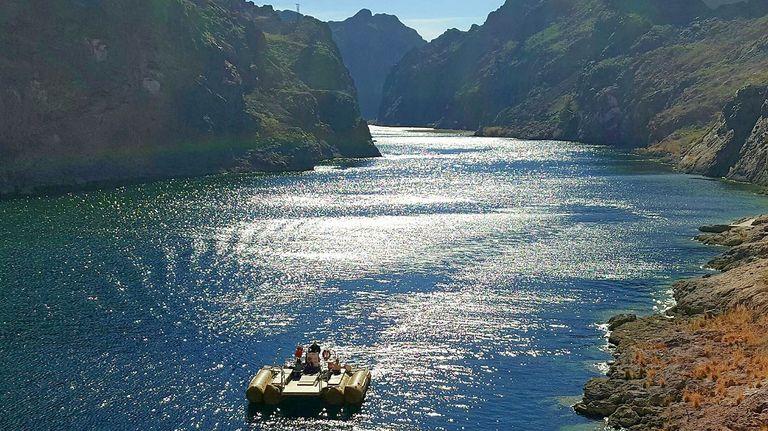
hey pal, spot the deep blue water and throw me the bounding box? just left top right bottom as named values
left=1, top=126, right=766, bottom=430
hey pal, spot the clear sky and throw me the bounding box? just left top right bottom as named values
left=257, top=1, right=506, bottom=40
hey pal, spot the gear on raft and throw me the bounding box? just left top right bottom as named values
left=246, top=342, right=371, bottom=407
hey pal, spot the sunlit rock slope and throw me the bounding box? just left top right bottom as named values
left=380, top=0, right=768, bottom=184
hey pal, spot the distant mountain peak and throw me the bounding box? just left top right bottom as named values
left=329, top=10, right=426, bottom=119
left=354, top=8, right=373, bottom=19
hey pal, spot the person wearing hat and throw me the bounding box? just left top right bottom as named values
left=309, top=341, right=321, bottom=354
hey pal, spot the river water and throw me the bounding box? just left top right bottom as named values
left=1, top=126, right=765, bottom=430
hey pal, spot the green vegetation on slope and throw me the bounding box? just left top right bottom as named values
left=380, top=0, right=768, bottom=183
left=0, top=0, right=378, bottom=196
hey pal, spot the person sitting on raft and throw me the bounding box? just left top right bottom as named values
left=292, top=345, right=305, bottom=377
left=328, top=358, right=342, bottom=375
left=299, top=341, right=321, bottom=374
left=304, top=351, right=321, bottom=374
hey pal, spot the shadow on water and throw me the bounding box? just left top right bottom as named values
left=246, top=400, right=362, bottom=424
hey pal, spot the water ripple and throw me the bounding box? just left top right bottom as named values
left=1, top=126, right=766, bottom=430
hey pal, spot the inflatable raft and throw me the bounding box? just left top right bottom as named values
left=246, top=345, right=371, bottom=407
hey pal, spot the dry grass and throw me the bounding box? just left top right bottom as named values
left=629, top=306, right=768, bottom=416
left=686, top=307, right=768, bottom=393
left=683, top=389, right=704, bottom=409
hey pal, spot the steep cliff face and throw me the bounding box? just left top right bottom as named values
left=681, top=86, right=768, bottom=183
left=380, top=0, right=768, bottom=182
left=0, top=0, right=378, bottom=196
left=329, top=9, right=426, bottom=120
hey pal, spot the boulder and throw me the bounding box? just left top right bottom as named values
left=608, top=405, right=641, bottom=428
left=573, top=377, right=622, bottom=418
left=608, top=313, right=638, bottom=331
left=698, top=224, right=733, bottom=234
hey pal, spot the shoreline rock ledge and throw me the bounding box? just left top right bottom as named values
left=575, top=215, right=768, bottom=430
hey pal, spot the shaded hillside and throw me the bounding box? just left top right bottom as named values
left=329, top=9, right=426, bottom=119
left=0, top=0, right=379, bottom=196
left=380, top=0, right=768, bottom=183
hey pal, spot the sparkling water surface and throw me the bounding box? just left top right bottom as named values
left=1, top=126, right=766, bottom=430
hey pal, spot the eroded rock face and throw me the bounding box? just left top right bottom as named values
left=0, top=0, right=379, bottom=196
left=675, top=217, right=768, bottom=315
left=683, top=216, right=768, bottom=312
left=680, top=86, right=768, bottom=179
left=729, top=99, right=768, bottom=184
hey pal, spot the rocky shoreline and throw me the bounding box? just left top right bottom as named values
left=575, top=216, right=768, bottom=430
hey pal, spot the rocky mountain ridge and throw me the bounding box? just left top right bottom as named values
left=328, top=9, right=426, bottom=119
left=380, top=0, right=768, bottom=184
left=0, top=0, right=379, bottom=196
